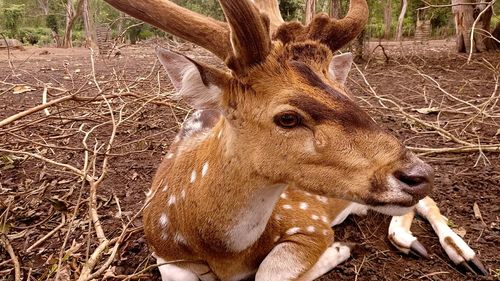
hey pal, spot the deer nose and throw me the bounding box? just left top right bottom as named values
left=394, top=162, right=434, bottom=198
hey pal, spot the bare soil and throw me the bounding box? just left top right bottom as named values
left=0, top=39, right=499, bottom=281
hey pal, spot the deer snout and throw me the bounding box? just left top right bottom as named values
left=393, top=161, right=434, bottom=198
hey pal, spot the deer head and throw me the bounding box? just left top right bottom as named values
left=105, top=0, right=433, bottom=212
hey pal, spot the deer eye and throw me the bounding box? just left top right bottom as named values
left=274, top=112, right=302, bottom=128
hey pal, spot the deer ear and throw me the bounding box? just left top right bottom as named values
left=328, top=53, right=353, bottom=85
left=156, top=46, right=227, bottom=110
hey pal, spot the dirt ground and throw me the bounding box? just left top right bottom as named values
left=0, top=39, right=499, bottom=281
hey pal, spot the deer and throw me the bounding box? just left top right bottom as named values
left=104, top=0, right=488, bottom=279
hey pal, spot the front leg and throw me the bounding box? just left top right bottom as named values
left=388, top=211, right=429, bottom=258
left=416, top=196, right=488, bottom=275
left=255, top=232, right=351, bottom=281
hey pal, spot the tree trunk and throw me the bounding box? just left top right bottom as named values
left=475, top=0, right=495, bottom=51
left=329, top=0, right=341, bottom=18
left=82, top=0, right=97, bottom=49
left=384, top=0, right=392, bottom=39
left=353, top=29, right=366, bottom=63
left=305, top=0, right=316, bottom=24
left=396, top=0, right=407, bottom=41
left=452, top=0, right=475, bottom=53
left=37, top=0, right=49, bottom=14
left=62, top=0, right=84, bottom=48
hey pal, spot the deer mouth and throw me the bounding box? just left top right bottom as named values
left=366, top=157, right=434, bottom=211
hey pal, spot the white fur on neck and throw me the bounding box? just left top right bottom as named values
left=226, top=184, right=286, bottom=252
left=331, top=202, right=368, bottom=226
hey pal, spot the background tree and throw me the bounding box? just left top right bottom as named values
left=396, top=0, right=408, bottom=41
left=305, top=0, right=315, bottom=24
left=384, top=0, right=392, bottom=38
left=82, top=0, right=97, bottom=48
left=62, top=0, right=84, bottom=48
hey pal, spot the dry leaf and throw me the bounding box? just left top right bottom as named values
left=495, top=128, right=500, bottom=136
left=452, top=227, right=467, bottom=238
left=54, top=265, right=71, bottom=281
left=74, top=69, right=81, bottom=73
left=473, top=202, right=486, bottom=226
left=415, top=107, right=440, bottom=114
left=12, top=85, right=35, bottom=94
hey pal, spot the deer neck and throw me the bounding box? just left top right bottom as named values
left=182, top=120, right=286, bottom=253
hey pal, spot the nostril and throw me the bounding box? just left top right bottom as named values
left=394, top=171, right=427, bottom=187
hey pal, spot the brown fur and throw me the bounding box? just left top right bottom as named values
left=111, top=0, right=434, bottom=279
left=144, top=40, right=429, bottom=280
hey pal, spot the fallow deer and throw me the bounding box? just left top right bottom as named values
left=104, top=0, right=487, bottom=279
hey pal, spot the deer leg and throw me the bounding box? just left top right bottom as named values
left=415, top=196, right=488, bottom=275
left=298, top=242, right=353, bottom=281
left=388, top=211, right=429, bottom=258
left=255, top=241, right=351, bottom=281
left=156, top=256, right=199, bottom=281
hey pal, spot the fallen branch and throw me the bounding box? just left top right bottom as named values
left=0, top=234, right=21, bottom=281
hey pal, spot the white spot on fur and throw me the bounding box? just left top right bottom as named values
left=166, top=153, right=174, bottom=159
left=217, top=130, right=223, bottom=139
left=161, top=232, right=169, bottom=240
left=181, top=189, right=186, bottom=199
left=190, top=170, right=197, bottom=183
left=323, top=229, right=329, bottom=235
left=274, top=235, right=280, bottom=242
left=316, top=195, right=328, bottom=204
left=174, top=233, right=187, bottom=244
left=162, top=184, right=168, bottom=192
left=299, top=202, right=309, bottom=210
left=304, top=191, right=313, bottom=196
left=168, top=195, right=176, bottom=206
left=286, top=227, right=301, bottom=236
left=306, top=226, right=316, bottom=233
left=159, top=213, right=169, bottom=227
left=280, top=193, right=287, bottom=199
left=274, top=214, right=282, bottom=221
left=282, top=204, right=292, bottom=210
left=201, top=162, right=209, bottom=177
left=145, top=189, right=152, bottom=198
left=321, top=216, right=329, bottom=224
left=311, top=214, right=319, bottom=220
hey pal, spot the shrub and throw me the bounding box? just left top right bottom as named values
left=2, top=4, right=24, bottom=37
left=17, top=27, right=51, bottom=45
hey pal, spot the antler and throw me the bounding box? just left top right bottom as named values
left=103, top=0, right=230, bottom=60
left=275, top=0, right=369, bottom=52
left=219, top=0, right=271, bottom=75
left=104, top=0, right=368, bottom=72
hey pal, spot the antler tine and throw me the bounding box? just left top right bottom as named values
left=275, top=0, right=368, bottom=52
left=252, top=0, right=285, bottom=34
left=218, top=0, right=272, bottom=75
left=103, top=0, right=231, bottom=60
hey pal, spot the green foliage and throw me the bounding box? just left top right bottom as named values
left=72, top=30, right=84, bottom=43
left=175, top=0, right=223, bottom=20
left=1, top=4, right=24, bottom=37
left=46, top=14, right=59, bottom=33
left=280, top=0, right=303, bottom=21
left=17, top=27, right=47, bottom=45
